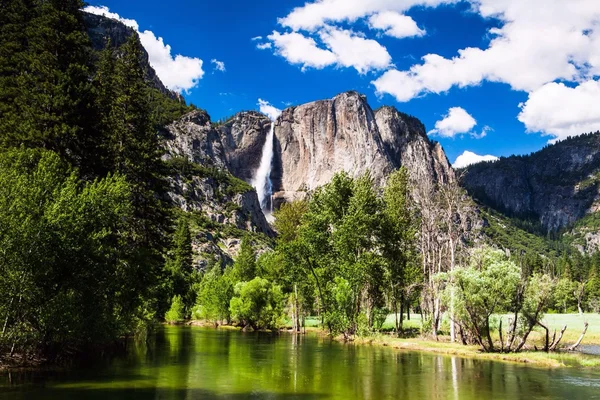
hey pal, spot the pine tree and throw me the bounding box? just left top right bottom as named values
left=0, top=0, right=36, bottom=144
left=4, top=0, right=97, bottom=171
left=233, top=237, right=257, bottom=282
left=110, top=35, right=170, bottom=250
left=166, top=217, right=194, bottom=309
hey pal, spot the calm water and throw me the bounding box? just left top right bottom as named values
left=2, top=326, right=600, bottom=399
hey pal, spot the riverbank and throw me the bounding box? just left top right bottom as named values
left=188, top=319, right=600, bottom=369
left=348, top=335, right=600, bottom=369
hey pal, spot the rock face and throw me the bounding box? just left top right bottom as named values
left=82, top=12, right=179, bottom=100
left=270, top=92, right=454, bottom=205
left=461, top=133, right=600, bottom=236
left=162, top=110, right=275, bottom=267
left=375, top=105, right=454, bottom=186
left=162, top=110, right=228, bottom=168
left=219, top=112, right=272, bottom=182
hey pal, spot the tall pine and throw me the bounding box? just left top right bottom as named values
left=1, top=0, right=99, bottom=173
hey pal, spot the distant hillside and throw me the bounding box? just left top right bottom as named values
left=461, top=132, right=600, bottom=252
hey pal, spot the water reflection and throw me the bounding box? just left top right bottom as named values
left=1, top=326, right=600, bottom=399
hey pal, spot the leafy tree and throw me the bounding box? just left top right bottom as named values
left=0, top=148, right=135, bottom=357
left=381, top=168, right=419, bottom=334
left=165, top=295, right=185, bottom=323
left=196, top=265, right=234, bottom=325
left=446, top=247, right=556, bottom=352
left=229, top=278, right=284, bottom=331
left=447, top=247, right=521, bottom=351
left=273, top=200, right=308, bottom=243
left=0, top=0, right=98, bottom=173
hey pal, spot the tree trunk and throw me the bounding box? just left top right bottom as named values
left=549, top=325, right=567, bottom=351
left=568, top=322, right=589, bottom=351
left=449, top=236, right=456, bottom=343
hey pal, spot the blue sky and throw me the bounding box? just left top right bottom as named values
left=85, top=0, right=600, bottom=167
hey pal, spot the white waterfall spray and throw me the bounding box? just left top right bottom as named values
left=252, top=99, right=281, bottom=215
left=252, top=122, right=275, bottom=211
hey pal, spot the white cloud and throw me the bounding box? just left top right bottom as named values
left=84, top=5, right=204, bottom=93
left=251, top=36, right=263, bottom=41
left=453, top=151, right=499, bottom=169
left=373, top=0, right=600, bottom=99
left=211, top=59, right=226, bottom=72
left=370, top=0, right=600, bottom=140
left=518, top=80, right=600, bottom=141
left=318, top=27, right=392, bottom=73
left=368, top=11, right=425, bottom=39
left=278, top=0, right=456, bottom=31
left=84, top=6, right=139, bottom=30
left=256, top=42, right=273, bottom=50
left=428, top=107, right=477, bottom=138
left=258, top=99, right=282, bottom=121
left=267, top=28, right=391, bottom=73
left=268, top=31, right=337, bottom=70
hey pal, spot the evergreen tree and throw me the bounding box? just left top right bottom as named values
left=233, top=236, right=257, bottom=282
left=1, top=0, right=98, bottom=172
left=110, top=35, right=170, bottom=250
left=166, top=217, right=194, bottom=311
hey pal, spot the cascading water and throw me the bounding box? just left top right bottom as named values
left=251, top=122, right=275, bottom=213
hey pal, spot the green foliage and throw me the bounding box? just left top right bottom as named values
left=445, top=247, right=556, bottom=352
left=196, top=266, right=234, bottom=324
left=275, top=170, right=420, bottom=337
left=165, top=217, right=196, bottom=314
left=0, top=1, right=204, bottom=360
left=448, top=247, right=521, bottom=351
left=0, top=148, right=139, bottom=357
left=231, top=237, right=257, bottom=282
left=273, top=200, right=308, bottom=243
left=165, top=295, right=185, bottom=323
left=229, top=278, right=285, bottom=330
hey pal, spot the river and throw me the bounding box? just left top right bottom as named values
left=2, top=326, right=600, bottom=399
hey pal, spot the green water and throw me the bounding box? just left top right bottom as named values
left=2, top=326, right=600, bottom=399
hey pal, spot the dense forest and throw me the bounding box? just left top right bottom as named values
left=1, top=0, right=599, bottom=367
left=0, top=0, right=194, bottom=362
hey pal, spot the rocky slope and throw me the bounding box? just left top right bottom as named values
left=83, top=12, right=178, bottom=100
left=460, top=132, right=600, bottom=252
left=162, top=110, right=275, bottom=266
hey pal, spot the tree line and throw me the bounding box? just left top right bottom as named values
left=0, top=0, right=194, bottom=362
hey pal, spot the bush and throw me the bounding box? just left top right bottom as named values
left=229, top=277, right=285, bottom=330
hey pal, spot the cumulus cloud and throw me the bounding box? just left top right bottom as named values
left=84, top=5, right=204, bottom=93
left=258, top=99, right=282, bottom=121
left=268, top=31, right=337, bottom=70
left=428, top=107, right=485, bottom=138
left=318, top=27, right=392, bottom=73
left=453, top=151, right=499, bottom=169
left=518, top=80, right=600, bottom=141
left=267, top=28, right=391, bottom=73
left=262, top=0, right=440, bottom=73
left=278, top=0, right=455, bottom=31
left=211, top=59, right=226, bottom=72
left=374, top=0, right=600, bottom=98
left=370, top=0, right=600, bottom=140
left=368, top=11, right=425, bottom=39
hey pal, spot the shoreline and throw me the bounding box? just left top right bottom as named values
left=187, top=320, right=600, bottom=369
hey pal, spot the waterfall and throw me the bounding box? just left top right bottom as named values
left=251, top=122, right=274, bottom=212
